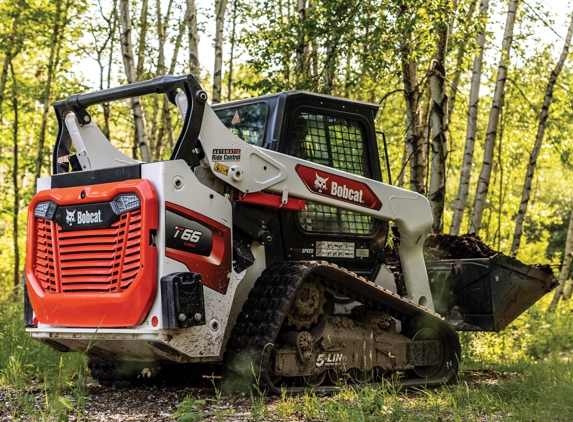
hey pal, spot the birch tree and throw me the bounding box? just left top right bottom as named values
left=470, top=0, right=518, bottom=234
left=186, top=0, right=200, bottom=76
left=227, top=0, right=238, bottom=101
left=549, top=209, right=573, bottom=311
left=399, top=4, right=426, bottom=195
left=11, top=66, right=19, bottom=287
left=447, top=0, right=478, bottom=118
left=0, top=4, right=21, bottom=110
left=213, top=0, right=228, bottom=104
left=450, top=0, right=489, bottom=235
left=118, top=0, right=151, bottom=162
left=510, top=15, right=573, bottom=255
left=428, top=0, right=450, bottom=233
left=135, top=0, right=150, bottom=79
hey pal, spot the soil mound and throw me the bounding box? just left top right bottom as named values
left=423, top=233, right=498, bottom=260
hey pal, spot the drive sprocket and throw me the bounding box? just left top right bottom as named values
left=285, top=275, right=326, bottom=329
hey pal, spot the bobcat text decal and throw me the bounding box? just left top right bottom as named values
left=296, top=164, right=382, bottom=210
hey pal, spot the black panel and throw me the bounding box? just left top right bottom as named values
left=51, top=164, right=141, bottom=188
left=165, top=210, right=213, bottom=256
left=54, top=202, right=120, bottom=230
left=24, top=283, right=34, bottom=328
left=161, top=272, right=206, bottom=329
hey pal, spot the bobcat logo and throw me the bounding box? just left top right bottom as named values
left=314, top=173, right=329, bottom=193
left=66, top=209, right=75, bottom=226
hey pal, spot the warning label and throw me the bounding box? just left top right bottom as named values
left=212, top=149, right=241, bottom=162
left=316, top=241, right=355, bottom=258
left=232, top=110, right=241, bottom=124
left=213, top=162, right=229, bottom=176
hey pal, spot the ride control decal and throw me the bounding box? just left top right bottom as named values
left=295, top=164, right=382, bottom=210
left=212, top=148, right=241, bottom=162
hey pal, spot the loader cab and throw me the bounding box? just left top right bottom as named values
left=213, top=92, right=388, bottom=278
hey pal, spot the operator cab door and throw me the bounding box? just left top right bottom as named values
left=277, top=95, right=387, bottom=278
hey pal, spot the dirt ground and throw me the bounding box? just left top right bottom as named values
left=0, top=370, right=517, bottom=421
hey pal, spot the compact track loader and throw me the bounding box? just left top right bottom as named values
left=25, top=75, right=555, bottom=392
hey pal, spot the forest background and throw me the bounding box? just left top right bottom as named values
left=3, top=0, right=573, bottom=290
left=1, top=0, right=573, bottom=418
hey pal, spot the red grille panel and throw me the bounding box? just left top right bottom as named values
left=34, top=210, right=142, bottom=293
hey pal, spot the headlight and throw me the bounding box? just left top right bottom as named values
left=111, top=194, right=141, bottom=214
left=34, top=201, right=57, bottom=219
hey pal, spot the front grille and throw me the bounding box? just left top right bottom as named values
left=34, top=210, right=141, bottom=293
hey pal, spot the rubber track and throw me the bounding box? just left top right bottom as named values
left=225, top=260, right=461, bottom=394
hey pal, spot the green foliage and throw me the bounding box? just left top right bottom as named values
left=461, top=295, right=573, bottom=364
left=0, top=294, right=88, bottom=419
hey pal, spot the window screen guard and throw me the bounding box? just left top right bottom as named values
left=289, top=112, right=375, bottom=235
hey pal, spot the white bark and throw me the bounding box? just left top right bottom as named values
left=118, top=0, right=150, bottom=162
left=212, top=0, right=227, bottom=104
left=450, top=0, right=489, bottom=235
left=510, top=15, right=573, bottom=255
left=470, top=0, right=518, bottom=234
left=549, top=209, right=573, bottom=311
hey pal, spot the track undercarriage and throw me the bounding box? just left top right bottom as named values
left=225, top=261, right=461, bottom=393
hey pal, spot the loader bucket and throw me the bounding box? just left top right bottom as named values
left=426, top=255, right=557, bottom=332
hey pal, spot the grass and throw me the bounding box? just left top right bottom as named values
left=1, top=291, right=572, bottom=421
left=0, top=293, right=89, bottom=421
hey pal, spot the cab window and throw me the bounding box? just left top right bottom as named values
left=214, top=102, right=267, bottom=147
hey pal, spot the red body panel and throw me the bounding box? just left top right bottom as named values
left=236, top=191, right=307, bottom=211
left=26, top=180, right=158, bottom=327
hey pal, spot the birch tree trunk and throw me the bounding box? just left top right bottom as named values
left=447, top=0, right=478, bottom=119
left=428, top=6, right=450, bottom=233
left=212, top=0, right=228, bottom=104
left=186, top=0, right=200, bottom=76
left=0, top=6, right=21, bottom=111
left=549, top=209, right=573, bottom=312
left=510, top=15, right=573, bottom=255
left=470, top=0, right=518, bottom=234
left=296, top=0, right=308, bottom=85
left=227, top=0, right=237, bottom=101
left=399, top=5, right=426, bottom=195
left=11, top=68, right=20, bottom=287
left=450, top=0, right=489, bottom=235
left=103, top=0, right=118, bottom=139
left=135, top=0, right=149, bottom=79
left=118, top=0, right=150, bottom=162
left=153, top=0, right=174, bottom=159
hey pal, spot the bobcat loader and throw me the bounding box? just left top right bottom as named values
left=25, top=75, right=555, bottom=392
